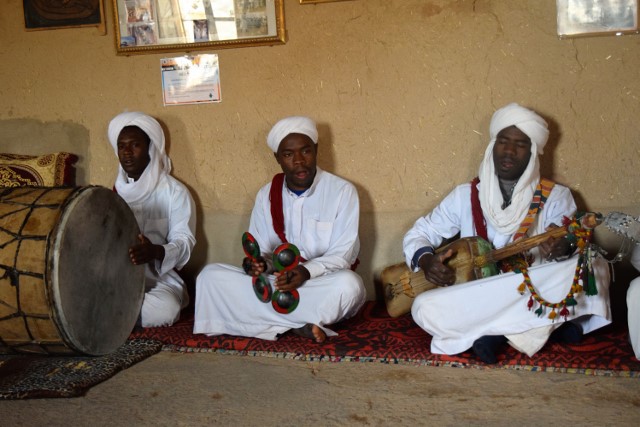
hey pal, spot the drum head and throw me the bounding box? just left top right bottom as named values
left=51, top=187, right=145, bottom=356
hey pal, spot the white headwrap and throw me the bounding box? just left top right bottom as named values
left=266, top=116, right=318, bottom=152
left=478, top=103, right=549, bottom=235
left=107, top=112, right=171, bottom=205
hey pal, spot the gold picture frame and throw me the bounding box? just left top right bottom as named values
left=113, top=0, right=286, bottom=56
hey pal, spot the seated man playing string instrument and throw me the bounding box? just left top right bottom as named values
left=108, top=112, right=196, bottom=328
left=403, top=103, right=611, bottom=364
left=194, top=116, right=366, bottom=343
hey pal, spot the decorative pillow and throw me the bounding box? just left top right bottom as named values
left=0, top=152, right=78, bottom=187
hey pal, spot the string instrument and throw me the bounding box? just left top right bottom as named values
left=382, top=212, right=605, bottom=318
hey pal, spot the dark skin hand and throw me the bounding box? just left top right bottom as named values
left=244, top=256, right=268, bottom=277
left=129, top=234, right=165, bottom=265
left=274, top=265, right=311, bottom=292
left=539, top=224, right=572, bottom=260
left=243, top=256, right=311, bottom=292
left=419, top=248, right=456, bottom=287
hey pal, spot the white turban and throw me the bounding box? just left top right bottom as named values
left=266, top=116, right=318, bottom=153
left=478, top=103, right=549, bottom=236
left=107, top=111, right=171, bottom=205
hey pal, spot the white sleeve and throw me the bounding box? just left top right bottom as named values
left=539, top=185, right=577, bottom=229
left=158, top=185, right=196, bottom=276
left=303, top=184, right=360, bottom=278
left=403, top=186, right=467, bottom=271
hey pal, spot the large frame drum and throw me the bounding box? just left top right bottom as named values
left=0, top=186, right=145, bottom=355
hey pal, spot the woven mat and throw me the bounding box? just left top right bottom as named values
left=0, top=339, right=162, bottom=400
left=130, top=301, right=640, bottom=377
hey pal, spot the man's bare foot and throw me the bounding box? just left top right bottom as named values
left=292, top=323, right=326, bottom=343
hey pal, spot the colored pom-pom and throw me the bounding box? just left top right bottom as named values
left=518, top=282, right=526, bottom=294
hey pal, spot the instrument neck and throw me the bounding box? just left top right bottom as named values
left=480, top=226, right=569, bottom=265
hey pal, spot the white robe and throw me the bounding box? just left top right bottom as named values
left=412, top=256, right=611, bottom=356
left=627, top=245, right=640, bottom=359
left=405, top=180, right=611, bottom=356
left=194, top=168, right=366, bottom=339
left=127, top=174, right=196, bottom=327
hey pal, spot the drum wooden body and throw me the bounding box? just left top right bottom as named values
left=0, top=186, right=145, bottom=355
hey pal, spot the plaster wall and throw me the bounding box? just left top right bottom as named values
left=1, top=0, right=638, bottom=299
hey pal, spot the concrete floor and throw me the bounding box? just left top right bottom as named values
left=1, top=351, right=639, bottom=426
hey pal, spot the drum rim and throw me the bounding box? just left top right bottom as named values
left=49, top=186, right=93, bottom=354
left=48, top=186, right=145, bottom=355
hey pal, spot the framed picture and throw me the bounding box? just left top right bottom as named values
left=24, top=0, right=106, bottom=31
left=113, top=0, right=286, bottom=55
left=557, top=0, right=639, bottom=38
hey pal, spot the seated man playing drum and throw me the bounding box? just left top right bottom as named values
left=403, top=103, right=611, bottom=363
left=108, top=112, right=196, bottom=328
left=194, top=116, right=366, bottom=343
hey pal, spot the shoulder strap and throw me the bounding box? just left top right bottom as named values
left=470, top=177, right=488, bottom=240
left=269, top=172, right=359, bottom=269
left=269, top=173, right=288, bottom=244
left=512, top=178, right=555, bottom=241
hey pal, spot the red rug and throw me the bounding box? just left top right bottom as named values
left=130, top=302, right=640, bottom=377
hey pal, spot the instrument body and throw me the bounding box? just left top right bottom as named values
left=0, top=186, right=145, bottom=355
left=382, top=237, right=496, bottom=318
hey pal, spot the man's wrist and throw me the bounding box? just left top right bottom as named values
left=156, top=244, right=165, bottom=261
left=412, top=246, right=435, bottom=270
left=418, top=252, right=435, bottom=272
left=297, top=265, right=311, bottom=282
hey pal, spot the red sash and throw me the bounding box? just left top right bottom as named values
left=268, top=173, right=358, bottom=271
left=269, top=173, right=288, bottom=244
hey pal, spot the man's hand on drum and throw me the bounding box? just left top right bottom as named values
left=129, top=234, right=165, bottom=265
left=274, top=265, right=310, bottom=292
left=539, top=224, right=572, bottom=261
left=419, top=248, right=456, bottom=287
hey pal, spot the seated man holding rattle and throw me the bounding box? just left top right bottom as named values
left=194, top=116, right=366, bottom=343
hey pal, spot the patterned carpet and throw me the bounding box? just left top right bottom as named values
left=0, top=339, right=162, bottom=400
left=130, top=302, right=640, bottom=377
